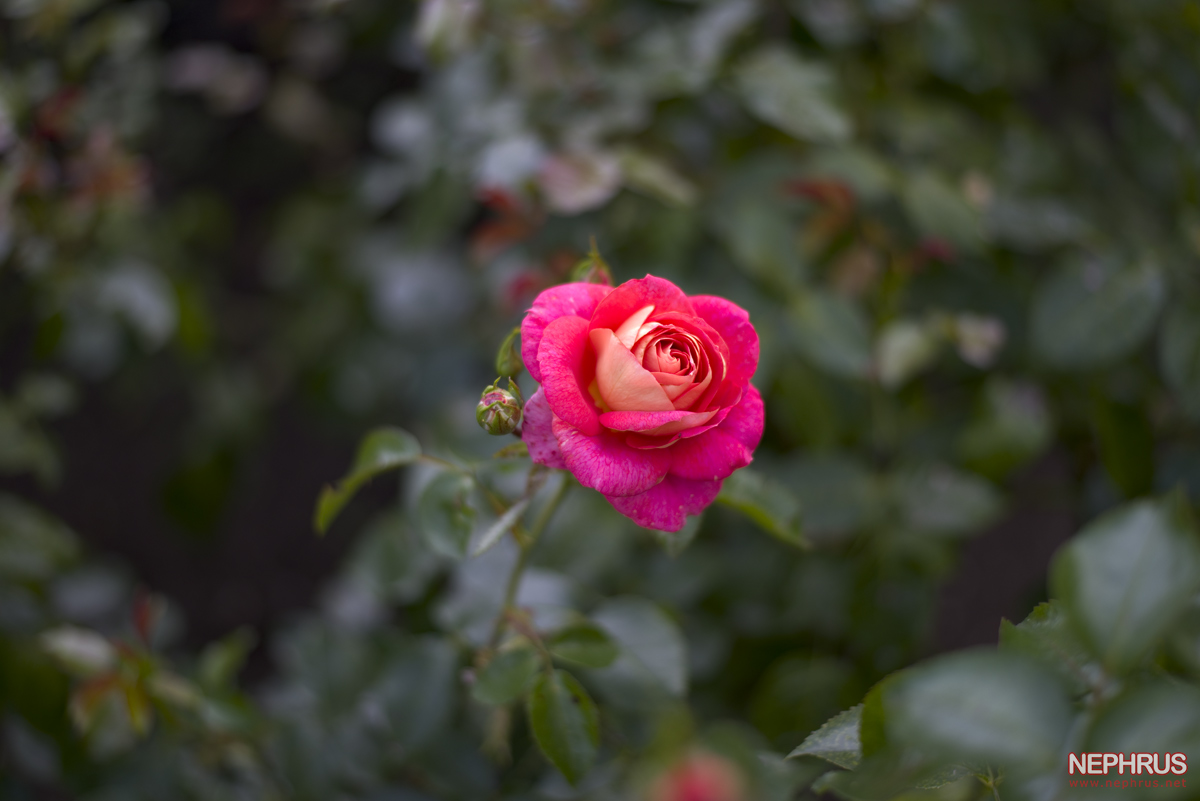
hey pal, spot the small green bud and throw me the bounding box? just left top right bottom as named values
left=570, top=236, right=613, bottom=286
left=477, top=380, right=522, bottom=436
left=495, top=326, right=523, bottom=377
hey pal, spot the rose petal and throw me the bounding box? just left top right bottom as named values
left=689, top=295, right=759, bottom=386
left=668, top=385, right=764, bottom=481
left=522, top=388, right=566, bottom=469
left=538, top=315, right=602, bottom=436
left=589, top=276, right=694, bottom=334
left=614, top=304, right=656, bottom=349
left=590, top=329, right=675, bottom=412
left=521, top=283, right=612, bottom=383
left=606, top=475, right=722, bottom=532
left=600, top=409, right=706, bottom=432
left=553, top=418, right=671, bottom=497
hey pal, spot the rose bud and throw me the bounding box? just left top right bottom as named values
left=519, top=274, right=762, bottom=532
left=570, top=238, right=614, bottom=286
left=477, top=382, right=522, bottom=436
left=647, top=751, right=746, bottom=801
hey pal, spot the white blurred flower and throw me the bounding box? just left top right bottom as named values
left=96, top=261, right=178, bottom=350
left=537, top=150, right=622, bottom=215
left=40, top=626, right=116, bottom=677
left=416, top=0, right=482, bottom=60
left=955, top=314, right=1007, bottom=367
left=476, top=134, right=545, bottom=191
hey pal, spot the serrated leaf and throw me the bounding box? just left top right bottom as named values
left=998, top=601, right=1099, bottom=697
left=417, top=472, right=477, bottom=559
left=1030, top=257, right=1165, bottom=370
left=1050, top=497, right=1200, bottom=674
left=470, top=496, right=530, bottom=557
left=472, top=646, right=540, bottom=705
left=788, top=704, right=862, bottom=769
left=548, top=624, right=619, bottom=669
left=527, top=669, right=599, bottom=785
left=883, top=650, right=1073, bottom=772
left=718, top=468, right=806, bottom=546
left=315, top=428, right=422, bottom=534
left=735, top=46, right=851, bottom=143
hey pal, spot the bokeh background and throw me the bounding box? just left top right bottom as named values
left=2, top=0, right=1200, bottom=799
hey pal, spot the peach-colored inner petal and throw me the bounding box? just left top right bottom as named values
left=613, top=305, right=656, bottom=349
left=590, top=328, right=674, bottom=412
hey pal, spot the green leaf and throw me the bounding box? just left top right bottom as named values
left=890, top=464, right=1003, bottom=537
left=958, top=378, right=1052, bottom=480
left=1160, top=299, right=1200, bottom=420
left=417, top=472, right=477, bottom=559
left=882, top=649, right=1073, bottom=772
left=1091, top=394, right=1155, bottom=498
left=1030, top=257, right=1165, bottom=370
left=789, top=290, right=873, bottom=380
left=1050, top=497, right=1200, bottom=674
left=787, top=704, right=862, bottom=769
left=618, top=147, right=698, bottom=207
left=0, top=494, right=79, bottom=581
left=1084, top=680, right=1200, bottom=771
left=718, top=468, right=806, bottom=546
left=495, top=326, right=523, bottom=377
left=548, top=624, right=619, bottom=668
left=900, top=171, right=984, bottom=253
left=527, top=669, right=599, bottom=786
left=875, top=318, right=942, bottom=389
left=315, top=428, right=422, bottom=534
left=735, top=46, right=851, bottom=143
left=472, top=646, right=540, bottom=705
left=470, top=496, right=530, bottom=557
left=652, top=510, right=703, bottom=557
left=999, top=601, right=1098, bottom=697
left=198, top=627, right=256, bottom=691
left=592, top=597, right=688, bottom=697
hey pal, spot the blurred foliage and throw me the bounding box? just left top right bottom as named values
left=2, top=0, right=1200, bottom=799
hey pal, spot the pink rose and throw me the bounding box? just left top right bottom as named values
left=520, top=276, right=763, bottom=532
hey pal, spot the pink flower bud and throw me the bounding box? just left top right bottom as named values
left=477, top=384, right=522, bottom=435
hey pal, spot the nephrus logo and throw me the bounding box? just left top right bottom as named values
left=1067, top=753, right=1188, bottom=790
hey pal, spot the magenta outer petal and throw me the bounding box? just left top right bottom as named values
left=690, top=295, right=760, bottom=385
left=521, top=283, right=611, bottom=383
left=606, top=475, right=722, bottom=532
left=553, top=418, right=671, bottom=497
left=588, top=276, right=695, bottom=334
left=718, top=383, right=764, bottom=451
left=538, top=315, right=602, bottom=437
left=668, top=385, right=764, bottom=481
left=522, top=388, right=566, bottom=469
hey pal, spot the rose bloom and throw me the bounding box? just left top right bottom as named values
left=520, top=276, right=763, bottom=532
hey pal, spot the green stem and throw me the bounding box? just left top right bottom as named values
left=484, top=475, right=570, bottom=652
left=419, top=453, right=461, bottom=471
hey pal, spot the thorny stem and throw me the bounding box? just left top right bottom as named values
left=484, top=474, right=570, bottom=653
